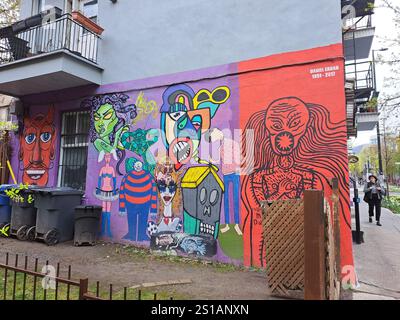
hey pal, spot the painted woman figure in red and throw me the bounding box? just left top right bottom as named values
left=95, top=153, right=119, bottom=238
left=241, top=97, right=349, bottom=267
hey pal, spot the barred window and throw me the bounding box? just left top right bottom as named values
left=57, top=111, right=90, bottom=190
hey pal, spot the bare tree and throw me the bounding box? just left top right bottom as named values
left=370, top=1, right=400, bottom=126
left=0, top=0, right=20, bottom=27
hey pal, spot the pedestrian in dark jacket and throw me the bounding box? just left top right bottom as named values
left=364, top=175, right=386, bottom=226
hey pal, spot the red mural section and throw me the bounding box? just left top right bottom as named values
left=19, top=108, right=56, bottom=186
left=238, top=44, right=353, bottom=270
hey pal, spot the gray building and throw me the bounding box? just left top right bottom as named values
left=1, top=0, right=344, bottom=95
left=0, top=0, right=378, bottom=266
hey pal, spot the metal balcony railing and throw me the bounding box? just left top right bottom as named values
left=343, top=14, right=373, bottom=34
left=0, top=14, right=99, bottom=65
left=345, top=61, right=375, bottom=92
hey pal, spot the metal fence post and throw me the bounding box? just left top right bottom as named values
left=304, top=190, right=326, bottom=300
left=79, top=278, right=89, bottom=300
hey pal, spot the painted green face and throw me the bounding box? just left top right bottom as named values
left=93, top=104, right=118, bottom=138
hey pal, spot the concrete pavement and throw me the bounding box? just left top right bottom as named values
left=351, top=191, right=400, bottom=300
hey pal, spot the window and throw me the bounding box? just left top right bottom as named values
left=36, top=0, right=50, bottom=13
left=82, top=0, right=98, bottom=23
left=57, top=111, right=90, bottom=190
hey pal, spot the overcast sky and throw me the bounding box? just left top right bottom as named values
left=352, top=0, right=399, bottom=146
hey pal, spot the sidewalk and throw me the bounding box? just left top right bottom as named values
left=351, top=192, right=400, bottom=300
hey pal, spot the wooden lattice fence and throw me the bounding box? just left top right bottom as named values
left=262, top=184, right=341, bottom=299
left=261, top=199, right=304, bottom=297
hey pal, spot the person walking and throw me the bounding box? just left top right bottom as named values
left=364, top=174, right=386, bottom=226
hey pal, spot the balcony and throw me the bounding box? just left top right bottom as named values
left=345, top=79, right=357, bottom=137
left=345, top=61, right=375, bottom=102
left=0, top=14, right=102, bottom=97
left=356, top=107, right=379, bottom=131
left=343, top=12, right=375, bottom=61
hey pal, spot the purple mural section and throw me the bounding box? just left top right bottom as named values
left=10, top=65, right=243, bottom=265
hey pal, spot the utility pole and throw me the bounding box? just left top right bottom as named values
left=372, top=48, right=388, bottom=176
left=376, top=120, right=384, bottom=175
left=382, top=117, right=390, bottom=197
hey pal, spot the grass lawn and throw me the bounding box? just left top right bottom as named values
left=382, top=195, right=400, bottom=215
left=0, top=269, right=183, bottom=300
left=389, top=185, right=400, bottom=193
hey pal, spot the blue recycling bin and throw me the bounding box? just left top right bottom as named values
left=0, top=184, right=18, bottom=234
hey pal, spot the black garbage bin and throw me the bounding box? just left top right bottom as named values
left=33, top=187, right=84, bottom=245
left=74, top=205, right=102, bottom=246
left=10, top=185, right=41, bottom=241
left=0, top=184, right=18, bottom=236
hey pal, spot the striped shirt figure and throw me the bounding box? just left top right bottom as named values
left=119, top=161, right=157, bottom=241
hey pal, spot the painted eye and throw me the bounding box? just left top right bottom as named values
left=170, top=111, right=186, bottom=121
left=40, top=132, right=52, bottom=143
left=103, top=112, right=113, bottom=120
left=168, top=182, right=177, bottom=193
left=25, top=133, right=36, bottom=144
left=199, top=188, right=207, bottom=204
left=272, top=122, right=282, bottom=130
left=290, top=120, right=300, bottom=128
left=94, top=115, right=100, bottom=121
left=210, top=189, right=219, bottom=205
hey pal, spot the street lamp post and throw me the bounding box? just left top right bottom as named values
left=372, top=48, right=388, bottom=176
left=376, top=119, right=383, bottom=175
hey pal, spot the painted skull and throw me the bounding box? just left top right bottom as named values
left=265, top=97, right=310, bottom=156
left=182, top=172, right=223, bottom=238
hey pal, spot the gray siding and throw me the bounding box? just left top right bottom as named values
left=98, top=0, right=342, bottom=85
left=18, top=0, right=342, bottom=86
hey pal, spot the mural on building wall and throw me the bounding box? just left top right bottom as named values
left=95, top=153, right=118, bottom=238
left=205, top=128, right=243, bottom=260
left=27, top=44, right=351, bottom=268
left=118, top=160, right=158, bottom=241
left=132, top=91, right=159, bottom=124
left=181, top=165, right=224, bottom=239
left=241, top=97, right=349, bottom=267
left=150, top=158, right=183, bottom=233
left=121, top=128, right=159, bottom=174
left=19, top=107, right=56, bottom=186
left=150, top=231, right=217, bottom=257
left=82, top=84, right=233, bottom=259
left=10, top=44, right=353, bottom=269
left=85, top=93, right=137, bottom=171
left=160, top=84, right=230, bottom=170
left=83, top=93, right=138, bottom=238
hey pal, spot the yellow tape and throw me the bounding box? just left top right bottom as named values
left=6, top=160, right=17, bottom=184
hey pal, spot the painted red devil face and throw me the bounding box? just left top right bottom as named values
left=19, top=109, right=56, bottom=186
left=265, top=98, right=310, bottom=156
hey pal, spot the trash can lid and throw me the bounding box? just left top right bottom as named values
left=75, top=205, right=102, bottom=210
left=0, top=184, right=20, bottom=192
left=33, top=187, right=84, bottom=196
